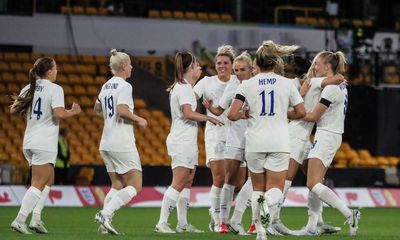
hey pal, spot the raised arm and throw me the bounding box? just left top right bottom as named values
left=287, top=102, right=306, bottom=120
left=182, top=104, right=223, bottom=126
left=53, top=102, right=81, bottom=120
left=303, top=102, right=328, bottom=122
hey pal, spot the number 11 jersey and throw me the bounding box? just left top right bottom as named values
left=98, top=76, right=136, bottom=152
left=235, top=72, right=303, bottom=153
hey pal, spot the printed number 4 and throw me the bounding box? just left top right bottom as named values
left=259, top=90, right=275, bottom=116
left=33, top=97, right=43, bottom=120
left=104, top=96, right=115, bottom=118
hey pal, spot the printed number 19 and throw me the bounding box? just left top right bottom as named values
left=259, top=90, right=275, bottom=116
left=104, top=96, right=114, bottom=118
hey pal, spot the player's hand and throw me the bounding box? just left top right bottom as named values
left=71, top=102, right=82, bottom=115
left=207, top=116, right=224, bottom=126
left=137, top=117, right=148, bottom=128
left=202, top=98, right=213, bottom=109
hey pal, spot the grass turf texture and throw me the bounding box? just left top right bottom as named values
left=0, top=207, right=398, bottom=239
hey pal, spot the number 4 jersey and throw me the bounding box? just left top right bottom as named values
left=21, top=79, right=65, bottom=152
left=235, top=72, right=303, bottom=153
left=98, top=77, right=136, bottom=152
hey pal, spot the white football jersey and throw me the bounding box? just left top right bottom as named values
left=219, top=78, right=247, bottom=148
left=193, top=75, right=237, bottom=142
left=166, top=80, right=198, bottom=145
left=236, top=72, right=303, bottom=153
left=317, top=83, right=348, bottom=134
left=98, top=77, right=136, bottom=152
left=289, top=77, right=324, bottom=140
left=22, top=79, right=65, bottom=152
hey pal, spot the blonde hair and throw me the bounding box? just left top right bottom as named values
left=305, top=51, right=347, bottom=79
left=234, top=51, right=252, bottom=67
left=167, top=51, right=195, bottom=92
left=109, top=49, right=130, bottom=75
left=215, top=45, right=236, bottom=63
left=255, top=40, right=299, bottom=74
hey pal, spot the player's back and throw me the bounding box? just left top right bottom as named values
left=23, top=79, right=64, bottom=152
left=98, top=77, right=135, bottom=152
left=238, top=72, right=303, bottom=152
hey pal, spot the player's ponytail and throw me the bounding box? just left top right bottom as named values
left=255, top=40, right=299, bottom=73
left=10, top=57, right=54, bottom=116
left=167, top=51, right=195, bottom=92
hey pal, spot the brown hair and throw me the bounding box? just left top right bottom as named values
left=167, top=51, right=195, bottom=92
left=11, top=57, right=55, bottom=116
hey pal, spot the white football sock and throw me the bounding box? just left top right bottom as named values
left=102, top=186, right=137, bottom=216
left=274, top=180, right=291, bottom=220
left=16, top=186, right=41, bottom=223
left=210, top=185, right=222, bottom=225
left=230, top=178, right=252, bottom=224
left=32, top=185, right=50, bottom=222
left=158, top=186, right=180, bottom=224
left=265, top=188, right=283, bottom=222
left=251, top=191, right=265, bottom=232
left=220, top=183, right=235, bottom=224
left=103, top=188, right=118, bottom=209
left=312, top=183, right=352, bottom=219
left=177, top=188, right=190, bottom=227
left=305, top=191, right=321, bottom=232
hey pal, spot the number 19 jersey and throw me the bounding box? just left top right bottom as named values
left=236, top=72, right=303, bottom=153
left=22, top=79, right=65, bottom=152
left=98, top=77, right=136, bottom=152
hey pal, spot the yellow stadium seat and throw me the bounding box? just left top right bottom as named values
left=209, top=13, right=221, bottom=22
left=30, top=53, right=43, bottom=61
left=81, top=55, right=95, bottom=64
left=161, top=10, right=173, bottom=18
left=9, top=62, right=23, bottom=71
left=72, top=6, right=85, bottom=15
left=82, top=75, right=94, bottom=85
left=134, top=98, right=147, bottom=109
left=15, top=72, right=28, bottom=83
left=352, top=19, right=363, bottom=27
left=4, top=52, right=17, bottom=61
left=0, top=61, right=9, bottom=71
left=62, top=64, right=76, bottom=73
left=85, top=7, right=98, bottom=15
left=87, top=85, right=99, bottom=96
left=68, top=74, right=81, bottom=83
left=197, top=12, right=209, bottom=21
left=23, top=62, right=32, bottom=70
left=363, top=19, right=373, bottom=27
left=94, top=55, right=107, bottom=64
left=221, top=13, right=233, bottom=22
left=148, top=9, right=160, bottom=18
left=73, top=85, right=86, bottom=95
left=295, top=16, right=307, bottom=25
left=7, top=83, right=20, bottom=93
left=95, top=76, right=107, bottom=85
left=185, top=11, right=196, bottom=20
left=75, top=167, right=94, bottom=185
left=173, top=11, right=184, bottom=19
left=57, top=73, right=68, bottom=84
left=16, top=52, right=30, bottom=62
left=99, top=65, right=109, bottom=75
left=60, top=6, right=71, bottom=14
left=0, top=83, right=7, bottom=94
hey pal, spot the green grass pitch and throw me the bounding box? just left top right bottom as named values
left=0, top=207, right=399, bottom=239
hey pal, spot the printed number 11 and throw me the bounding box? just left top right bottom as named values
left=259, top=90, right=275, bottom=116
